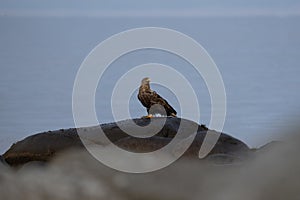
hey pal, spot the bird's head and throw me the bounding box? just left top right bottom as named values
left=141, top=77, right=151, bottom=85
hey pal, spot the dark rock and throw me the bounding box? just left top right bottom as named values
left=3, top=128, right=84, bottom=166
left=114, top=130, right=249, bottom=158
left=2, top=117, right=250, bottom=166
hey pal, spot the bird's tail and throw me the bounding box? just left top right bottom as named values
left=170, top=113, right=177, bottom=117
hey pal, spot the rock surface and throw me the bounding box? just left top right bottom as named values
left=2, top=117, right=250, bottom=166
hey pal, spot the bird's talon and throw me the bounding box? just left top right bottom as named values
left=142, top=114, right=153, bottom=119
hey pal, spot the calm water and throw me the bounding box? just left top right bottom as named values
left=1, top=16, right=300, bottom=153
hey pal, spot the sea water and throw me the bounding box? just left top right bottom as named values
left=0, top=16, right=300, bottom=153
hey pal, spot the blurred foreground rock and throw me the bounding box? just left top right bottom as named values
left=0, top=135, right=299, bottom=200
left=2, top=117, right=250, bottom=166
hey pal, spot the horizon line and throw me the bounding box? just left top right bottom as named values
left=1, top=9, right=300, bottom=18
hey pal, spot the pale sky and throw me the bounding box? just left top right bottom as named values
left=1, top=0, right=300, bottom=17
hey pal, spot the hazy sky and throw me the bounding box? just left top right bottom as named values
left=1, top=0, right=300, bottom=17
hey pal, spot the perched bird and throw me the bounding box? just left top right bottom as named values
left=138, top=77, right=177, bottom=118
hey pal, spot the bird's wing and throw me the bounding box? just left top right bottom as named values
left=151, top=91, right=177, bottom=115
left=138, top=90, right=153, bottom=108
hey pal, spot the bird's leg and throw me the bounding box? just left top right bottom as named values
left=142, top=114, right=153, bottom=119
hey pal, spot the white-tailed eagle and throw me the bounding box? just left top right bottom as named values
left=138, top=77, right=177, bottom=118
